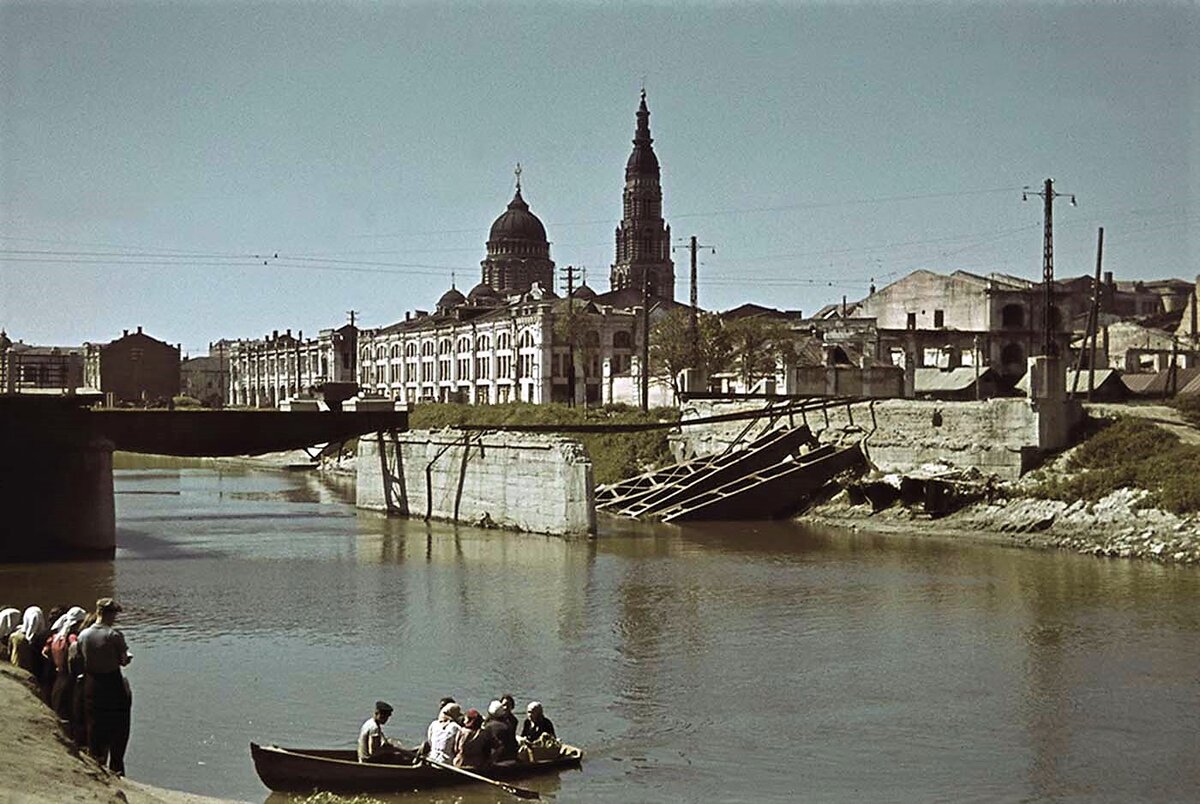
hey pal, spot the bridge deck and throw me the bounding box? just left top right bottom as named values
left=91, top=409, right=409, bottom=456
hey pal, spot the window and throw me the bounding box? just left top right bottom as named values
left=421, top=340, right=435, bottom=357
left=476, top=355, right=489, bottom=379
left=1001, top=304, right=1025, bottom=329
left=476, top=335, right=491, bottom=352
left=585, top=330, right=600, bottom=348
left=405, top=343, right=418, bottom=357
left=613, top=330, right=632, bottom=349
left=438, top=338, right=452, bottom=355
left=933, top=310, right=944, bottom=328
left=518, top=329, right=535, bottom=348
left=497, top=332, right=511, bottom=351
left=906, top=312, right=917, bottom=330
left=457, top=336, right=471, bottom=354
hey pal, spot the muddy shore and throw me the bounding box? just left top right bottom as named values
left=803, top=485, right=1200, bottom=564
left=0, top=665, right=242, bottom=804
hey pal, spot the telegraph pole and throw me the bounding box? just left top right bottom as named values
left=673, top=236, right=715, bottom=370
left=641, top=268, right=650, bottom=410
left=562, top=264, right=581, bottom=407
left=1023, top=179, right=1076, bottom=357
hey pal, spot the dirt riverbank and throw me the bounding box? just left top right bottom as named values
left=804, top=484, right=1200, bottom=564
left=0, top=665, right=242, bottom=804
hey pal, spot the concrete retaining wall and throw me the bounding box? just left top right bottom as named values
left=357, top=430, right=596, bottom=536
left=672, top=397, right=1082, bottom=480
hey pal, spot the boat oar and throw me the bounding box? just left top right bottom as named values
left=422, top=755, right=541, bottom=800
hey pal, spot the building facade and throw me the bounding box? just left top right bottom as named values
left=84, top=327, right=180, bottom=404
left=0, top=331, right=86, bottom=394
left=227, top=325, right=357, bottom=407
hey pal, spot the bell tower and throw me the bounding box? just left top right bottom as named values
left=610, top=91, right=674, bottom=299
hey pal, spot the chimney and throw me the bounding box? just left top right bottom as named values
left=405, top=312, right=410, bottom=322
left=1104, top=271, right=1114, bottom=287
left=123, top=329, right=129, bottom=338
left=137, top=325, right=142, bottom=335
left=286, top=329, right=292, bottom=338
left=273, top=330, right=278, bottom=339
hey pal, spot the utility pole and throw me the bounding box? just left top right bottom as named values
left=673, top=236, right=715, bottom=371
left=641, top=268, right=650, bottom=410
left=562, top=265, right=581, bottom=407
left=1087, top=228, right=1103, bottom=400
left=1023, top=179, right=1076, bottom=357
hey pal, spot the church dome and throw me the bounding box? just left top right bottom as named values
left=436, top=286, right=467, bottom=310
left=570, top=283, right=597, bottom=301
left=488, top=188, right=547, bottom=244
left=467, top=282, right=503, bottom=305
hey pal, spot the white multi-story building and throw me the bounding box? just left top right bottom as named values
left=227, top=324, right=357, bottom=407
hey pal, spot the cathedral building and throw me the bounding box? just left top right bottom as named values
left=607, top=90, right=674, bottom=301
left=302, top=93, right=677, bottom=408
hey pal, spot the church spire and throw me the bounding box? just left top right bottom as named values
left=634, top=89, right=652, bottom=144
left=611, top=91, right=674, bottom=300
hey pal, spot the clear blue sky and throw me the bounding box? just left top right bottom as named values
left=2, top=1, right=1196, bottom=355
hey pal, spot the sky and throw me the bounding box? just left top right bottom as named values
left=1, top=1, right=1196, bottom=355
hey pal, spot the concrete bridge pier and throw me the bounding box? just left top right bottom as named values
left=1, top=434, right=116, bottom=561
left=1, top=395, right=117, bottom=560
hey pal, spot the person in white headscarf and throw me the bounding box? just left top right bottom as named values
left=0, top=608, right=19, bottom=645
left=48, top=607, right=87, bottom=721
left=9, top=606, right=46, bottom=676
left=425, top=702, right=463, bottom=764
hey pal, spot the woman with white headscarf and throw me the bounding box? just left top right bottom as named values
left=0, top=608, right=19, bottom=645
left=48, top=607, right=87, bottom=721
left=9, top=606, right=47, bottom=676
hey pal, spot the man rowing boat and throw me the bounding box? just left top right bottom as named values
left=357, top=700, right=412, bottom=763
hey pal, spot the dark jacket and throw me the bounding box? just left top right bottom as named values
left=454, top=726, right=496, bottom=770
left=520, top=715, right=555, bottom=742
left=484, top=715, right=517, bottom=762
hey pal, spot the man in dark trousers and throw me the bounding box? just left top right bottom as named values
left=78, top=597, right=132, bottom=775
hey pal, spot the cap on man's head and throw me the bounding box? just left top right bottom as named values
left=375, top=700, right=393, bottom=714
left=95, top=598, right=122, bottom=614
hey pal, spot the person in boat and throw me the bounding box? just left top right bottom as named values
left=425, top=701, right=463, bottom=764
left=520, top=701, right=556, bottom=744
left=357, top=700, right=409, bottom=763
left=484, top=699, right=518, bottom=763
left=499, top=693, right=519, bottom=733
left=79, top=597, right=133, bottom=776
left=453, top=708, right=496, bottom=770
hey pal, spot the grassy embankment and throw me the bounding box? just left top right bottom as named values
left=1032, top=412, right=1200, bottom=514
left=409, top=402, right=679, bottom=485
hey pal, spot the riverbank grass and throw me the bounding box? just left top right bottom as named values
left=1033, top=417, right=1200, bottom=513
left=410, top=402, right=679, bottom=485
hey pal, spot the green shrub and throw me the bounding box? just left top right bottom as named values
left=1171, top=395, right=1200, bottom=427
left=408, top=402, right=679, bottom=485
left=1034, top=416, right=1200, bottom=513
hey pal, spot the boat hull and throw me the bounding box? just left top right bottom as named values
left=250, top=742, right=582, bottom=793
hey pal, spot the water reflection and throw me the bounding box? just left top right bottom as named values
left=1, top=460, right=1198, bottom=803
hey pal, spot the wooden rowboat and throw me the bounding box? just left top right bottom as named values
left=249, top=741, right=583, bottom=794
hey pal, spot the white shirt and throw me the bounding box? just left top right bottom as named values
left=426, top=719, right=462, bottom=764
left=358, top=717, right=388, bottom=762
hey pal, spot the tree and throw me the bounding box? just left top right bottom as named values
left=649, top=308, right=730, bottom=396
left=723, top=316, right=797, bottom=390
left=553, top=300, right=601, bottom=406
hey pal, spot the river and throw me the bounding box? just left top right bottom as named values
left=2, top=459, right=1198, bottom=802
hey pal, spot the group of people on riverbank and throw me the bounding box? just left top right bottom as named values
left=1, top=598, right=132, bottom=776
left=359, top=694, right=557, bottom=771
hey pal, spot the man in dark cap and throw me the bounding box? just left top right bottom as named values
left=78, top=597, right=132, bottom=775
left=358, top=700, right=412, bottom=763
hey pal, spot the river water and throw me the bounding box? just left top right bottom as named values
left=2, top=460, right=1198, bottom=803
